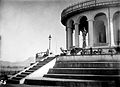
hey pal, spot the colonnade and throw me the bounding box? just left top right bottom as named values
left=65, top=11, right=120, bottom=50
left=62, top=0, right=120, bottom=50
left=66, top=19, right=94, bottom=50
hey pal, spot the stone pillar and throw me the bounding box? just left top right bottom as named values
left=107, top=8, right=115, bottom=46
left=107, top=13, right=111, bottom=46
left=88, top=19, right=94, bottom=47
left=82, top=28, right=87, bottom=48
left=66, top=27, right=68, bottom=49
left=67, top=26, right=73, bottom=50
left=109, top=17, right=115, bottom=46
left=74, top=22, right=79, bottom=48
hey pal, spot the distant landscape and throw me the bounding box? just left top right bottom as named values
left=0, top=57, right=35, bottom=78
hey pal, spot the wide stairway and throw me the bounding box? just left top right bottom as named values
left=24, top=56, right=120, bottom=87
left=7, top=57, right=55, bottom=84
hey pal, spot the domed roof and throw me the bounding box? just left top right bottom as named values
left=61, top=0, right=120, bottom=25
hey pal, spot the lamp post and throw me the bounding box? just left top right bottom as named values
left=49, top=35, right=52, bottom=51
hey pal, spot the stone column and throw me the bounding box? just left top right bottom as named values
left=88, top=19, right=94, bottom=47
left=107, top=8, right=115, bottom=46
left=67, top=26, right=73, bottom=50
left=66, top=27, right=68, bottom=50
left=82, top=28, right=87, bottom=48
left=74, top=22, right=79, bottom=48
left=109, top=17, right=115, bottom=46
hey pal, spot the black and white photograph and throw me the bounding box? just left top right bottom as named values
left=0, top=0, right=120, bottom=87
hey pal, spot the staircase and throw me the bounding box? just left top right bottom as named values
left=24, top=55, right=120, bottom=87
left=7, top=57, right=56, bottom=84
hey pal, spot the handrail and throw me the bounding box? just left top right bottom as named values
left=9, top=62, right=39, bottom=79
left=61, top=0, right=120, bottom=19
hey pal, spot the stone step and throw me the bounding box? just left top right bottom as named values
left=24, top=77, right=115, bottom=87
left=44, top=59, right=52, bottom=62
left=12, top=76, right=23, bottom=80
left=37, top=57, right=54, bottom=63
left=7, top=70, right=36, bottom=84
left=43, top=57, right=54, bottom=61
left=54, top=62, right=120, bottom=68
left=35, top=64, right=44, bottom=67
left=57, top=57, right=120, bottom=62
left=7, top=57, right=56, bottom=84
left=29, top=67, right=39, bottom=70
left=44, top=74, right=120, bottom=81
left=7, top=79, right=20, bottom=84
left=37, top=62, right=47, bottom=65
left=36, top=60, right=53, bottom=65
left=48, top=68, right=120, bottom=75
left=3, top=84, right=61, bottom=87
left=7, top=74, right=28, bottom=83
left=29, top=58, right=55, bottom=70
left=25, top=70, right=35, bottom=72
left=16, top=74, right=27, bottom=78
left=21, top=72, right=31, bottom=75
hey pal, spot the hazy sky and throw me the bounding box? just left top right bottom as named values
left=13, top=0, right=84, bottom=53
left=0, top=0, right=85, bottom=61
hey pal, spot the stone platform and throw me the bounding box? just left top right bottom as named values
left=24, top=55, right=120, bottom=87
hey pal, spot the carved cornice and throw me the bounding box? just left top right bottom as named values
left=61, top=0, right=120, bottom=26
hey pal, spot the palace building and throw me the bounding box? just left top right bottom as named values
left=61, top=0, right=120, bottom=50
left=6, top=0, right=120, bottom=87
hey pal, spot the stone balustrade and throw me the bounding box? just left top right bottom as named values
left=60, top=46, right=120, bottom=56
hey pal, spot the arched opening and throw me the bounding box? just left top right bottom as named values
left=113, top=11, right=120, bottom=45
left=69, top=20, right=74, bottom=29
left=79, top=16, right=88, bottom=48
left=94, top=13, right=107, bottom=46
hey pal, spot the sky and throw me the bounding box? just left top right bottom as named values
left=14, top=0, right=84, bottom=54
left=29, top=0, right=84, bottom=53
left=0, top=0, right=85, bottom=62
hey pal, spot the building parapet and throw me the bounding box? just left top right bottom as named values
left=61, top=0, right=120, bottom=25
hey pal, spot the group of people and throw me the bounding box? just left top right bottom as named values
left=60, top=47, right=103, bottom=56
left=60, top=45, right=120, bottom=56
left=0, top=74, right=8, bottom=85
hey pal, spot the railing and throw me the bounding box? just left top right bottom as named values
left=61, top=0, right=120, bottom=19
left=79, top=47, right=120, bottom=55
left=60, top=46, right=120, bottom=56
left=9, top=62, right=39, bottom=79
